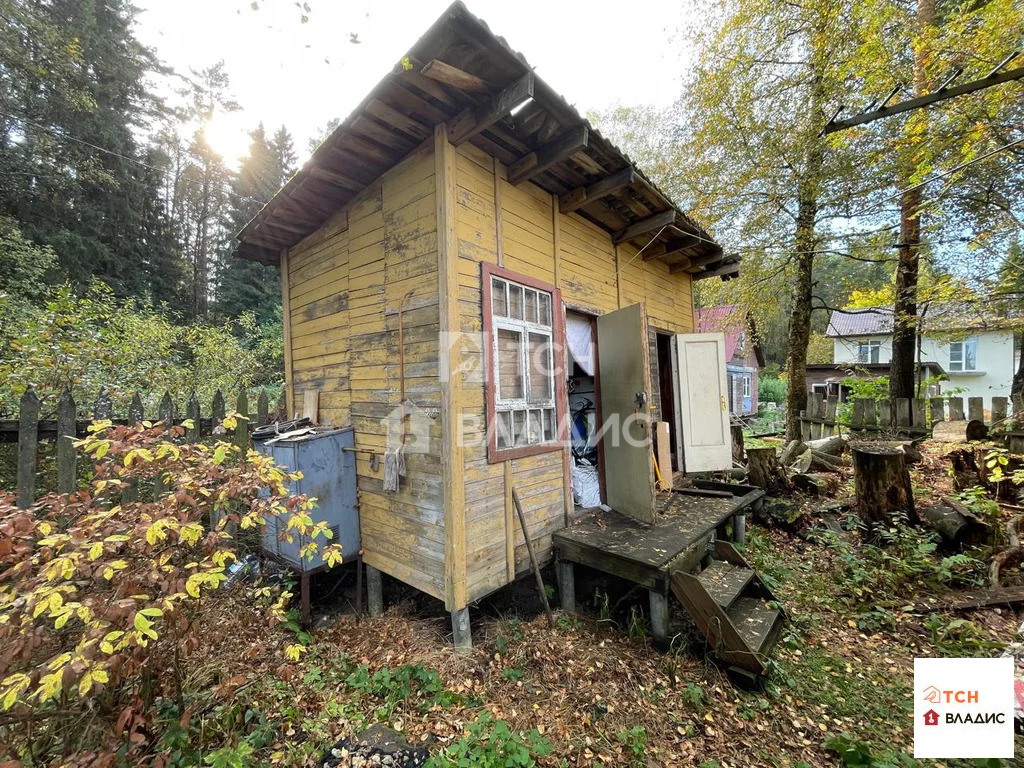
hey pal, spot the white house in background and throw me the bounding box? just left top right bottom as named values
left=813, top=305, right=1016, bottom=412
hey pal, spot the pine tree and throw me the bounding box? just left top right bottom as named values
left=0, top=0, right=179, bottom=304
left=215, top=124, right=295, bottom=323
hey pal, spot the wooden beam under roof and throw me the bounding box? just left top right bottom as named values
left=364, top=97, right=431, bottom=141
left=237, top=244, right=280, bottom=265
left=612, top=209, right=676, bottom=245
left=669, top=248, right=723, bottom=274
left=559, top=167, right=635, bottom=213
left=642, top=233, right=700, bottom=261
left=420, top=59, right=490, bottom=93
left=447, top=71, right=534, bottom=146
left=507, top=125, right=589, bottom=185
left=307, top=164, right=365, bottom=192
left=694, top=260, right=741, bottom=281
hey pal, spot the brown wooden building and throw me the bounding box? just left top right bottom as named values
left=234, top=2, right=739, bottom=645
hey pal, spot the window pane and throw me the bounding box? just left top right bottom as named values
left=513, top=410, right=526, bottom=446
left=525, top=289, right=538, bottom=323
left=496, top=411, right=512, bottom=449
left=527, top=410, right=541, bottom=444
left=538, top=293, right=551, bottom=327
left=509, top=284, right=523, bottom=320
left=497, top=328, right=524, bottom=400
left=528, top=332, right=553, bottom=401
left=492, top=277, right=507, bottom=317
left=965, top=339, right=977, bottom=370
left=543, top=408, right=554, bottom=442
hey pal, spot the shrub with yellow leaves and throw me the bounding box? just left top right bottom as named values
left=0, top=420, right=341, bottom=763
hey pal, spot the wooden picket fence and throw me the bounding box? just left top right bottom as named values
left=800, top=392, right=1011, bottom=440
left=1, top=386, right=286, bottom=509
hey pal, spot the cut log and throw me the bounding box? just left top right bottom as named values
left=747, top=446, right=790, bottom=495
left=897, top=441, right=924, bottom=465
left=852, top=444, right=917, bottom=533
left=804, top=435, right=847, bottom=456
left=955, top=587, right=1024, bottom=611
left=810, top=450, right=849, bottom=472
left=791, top=449, right=813, bottom=474
left=779, top=439, right=806, bottom=466
left=932, top=419, right=987, bottom=442
left=920, top=500, right=990, bottom=548
left=792, top=472, right=839, bottom=496
left=757, top=498, right=806, bottom=529
left=945, top=447, right=983, bottom=492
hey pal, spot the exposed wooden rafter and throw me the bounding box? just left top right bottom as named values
left=420, top=59, right=490, bottom=93
left=242, top=245, right=280, bottom=265
left=559, top=167, right=635, bottom=214
left=507, top=125, right=588, bottom=185
left=694, top=260, right=741, bottom=281
left=612, top=209, right=676, bottom=245
left=641, top=234, right=700, bottom=262
left=307, top=165, right=364, bottom=193
left=448, top=71, right=534, bottom=146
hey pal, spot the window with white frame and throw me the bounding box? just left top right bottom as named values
left=857, top=340, right=881, bottom=364
left=488, top=272, right=558, bottom=453
left=949, top=337, right=978, bottom=372
left=743, top=374, right=752, bottom=398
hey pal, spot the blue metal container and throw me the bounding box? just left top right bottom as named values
left=256, top=427, right=359, bottom=573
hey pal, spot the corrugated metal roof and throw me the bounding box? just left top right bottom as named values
left=697, top=305, right=763, bottom=366
left=826, top=307, right=893, bottom=337
left=827, top=303, right=1017, bottom=337
left=232, top=1, right=735, bottom=280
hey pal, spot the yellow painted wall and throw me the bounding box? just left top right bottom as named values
left=282, top=133, right=697, bottom=609
left=283, top=140, right=446, bottom=600
left=452, top=141, right=697, bottom=603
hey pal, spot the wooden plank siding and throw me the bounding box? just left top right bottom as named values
left=452, top=141, right=697, bottom=604
left=283, top=139, right=446, bottom=601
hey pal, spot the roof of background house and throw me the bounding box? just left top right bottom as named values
left=697, top=305, right=764, bottom=367
left=826, top=304, right=1017, bottom=337
left=232, top=1, right=737, bottom=280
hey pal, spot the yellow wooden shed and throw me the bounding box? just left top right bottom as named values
left=234, top=2, right=746, bottom=648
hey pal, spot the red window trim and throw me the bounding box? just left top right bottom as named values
left=482, top=262, right=568, bottom=464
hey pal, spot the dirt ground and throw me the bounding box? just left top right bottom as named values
left=182, top=437, right=1024, bottom=767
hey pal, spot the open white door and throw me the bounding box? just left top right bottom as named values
left=596, top=303, right=655, bottom=522
left=673, top=332, right=732, bottom=473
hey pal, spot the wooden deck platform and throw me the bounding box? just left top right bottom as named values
left=553, top=487, right=764, bottom=594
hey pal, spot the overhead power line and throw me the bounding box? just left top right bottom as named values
left=823, top=52, right=1023, bottom=135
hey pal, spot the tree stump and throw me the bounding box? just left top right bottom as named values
left=747, top=446, right=790, bottom=495
left=932, top=419, right=987, bottom=442
left=852, top=444, right=917, bottom=534
left=731, top=424, right=745, bottom=465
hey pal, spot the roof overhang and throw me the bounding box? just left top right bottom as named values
left=234, top=1, right=731, bottom=279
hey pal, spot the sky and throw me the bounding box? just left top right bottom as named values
left=133, top=0, right=693, bottom=166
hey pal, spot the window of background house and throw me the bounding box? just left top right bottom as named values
left=486, top=268, right=560, bottom=458
left=949, top=337, right=978, bottom=372
left=857, top=340, right=880, bottom=364
left=743, top=374, right=751, bottom=398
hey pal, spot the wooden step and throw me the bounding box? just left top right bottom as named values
left=728, top=596, right=783, bottom=656
left=696, top=560, right=753, bottom=609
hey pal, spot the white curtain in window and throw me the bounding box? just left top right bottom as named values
left=565, top=314, right=595, bottom=376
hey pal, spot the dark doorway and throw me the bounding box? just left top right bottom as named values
left=656, top=332, right=678, bottom=470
